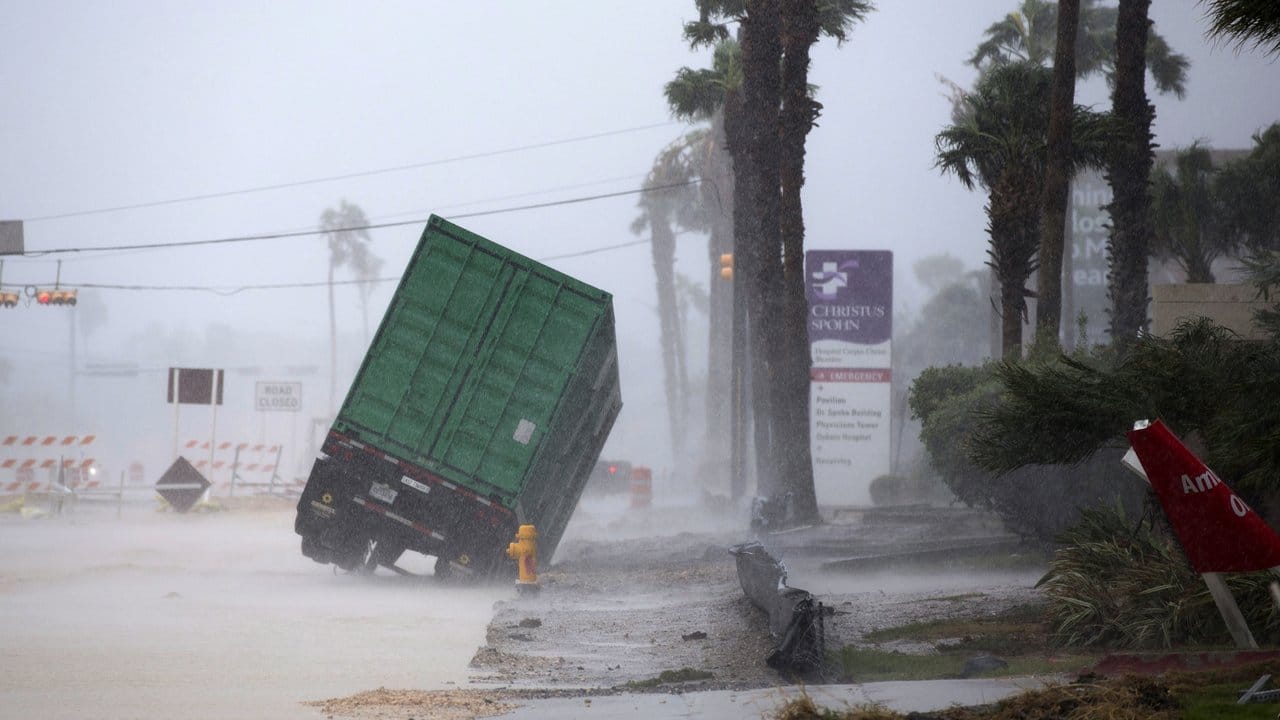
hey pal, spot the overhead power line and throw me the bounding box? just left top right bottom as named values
left=1, top=234, right=690, bottom=295
left=15, top=179, right=701, bottom=258
left=25, top=122, right=680, bottom=222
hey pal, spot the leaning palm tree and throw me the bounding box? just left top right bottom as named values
left=320, top=199, right=381, bottom=414
left=971, top=0, right=1189, bottom=97
left=1151, top=143, right=1233, bottom=283
left=936, top=61, right=1110, bottom=360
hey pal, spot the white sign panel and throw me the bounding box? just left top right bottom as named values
left=807, top=250, right=893, bottom=506
left=255, top=382, right=302, bottom=412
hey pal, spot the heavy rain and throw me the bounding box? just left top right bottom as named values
left=2, top=2, right=1280, bottom=719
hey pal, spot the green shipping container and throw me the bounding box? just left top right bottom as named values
left=295, top=215, right=621, bottom=577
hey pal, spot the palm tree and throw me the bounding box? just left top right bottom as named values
left=971, top=0, right=1189, bottom=97
left=1150, top=143, right=1232, bottom=283
left=970, top=0, right=1189, bottom=353
left=936, top=61, right=1110, bottom=360
left=666, top=40, right=740, bottom=494
left=1202, top=0, right=1280, bottom=56
left=682, top=0, right=871, bottom=522
left=1033, top=0, right=1079, bottom=355
left=1216, top=124, right=1280, bottom=254
left=320, top=199, right=381, bottom=414
left=1105, top=0, right=1156, bottom=350
left=632, top=136, right=703, bottom=467
left=776, top=0, right=871, bottom=521
left=682, top=8, right=783, bottom=496
left=740, top=0, right=786, bottom=499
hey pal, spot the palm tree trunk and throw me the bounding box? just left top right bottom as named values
left=742, top=0, right=785, bottom=500
left=989, top=170, right=1041, bottom=360
left=705, top=113, right=735, bottom=492
left=1034, top=0, right=1080, bottom=357
left=651, top=217, right=684, bottom=463
left=1106, top=0, right=1155, bottom=351
left=778, top=0, right=821, bottom=522
left=723, top=86, right=768, bottom=498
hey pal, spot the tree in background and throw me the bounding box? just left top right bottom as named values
left=320, top=199, right=381, bottom=415
left=1034, top=0, right=1079, bottom=355
left=1150, top=143, right=1232, bottom=283
left=969, top=0, right=1188, bottom=352
left=632, top=134, right=704, bottom=465
left=1216, top=123, right=1280, bottom=254
left=1105, top=0, right=1155, bottom=350
left=665, top=40, right=740, bottom=491
left=1203, top=0, right=1280, bottom=56
left=935, top=61, right=1110, bottom=359
left=970, top=0, right=1189, bottom=97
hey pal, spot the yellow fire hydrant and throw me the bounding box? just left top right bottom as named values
left=506, top=524, right=539, bottom=595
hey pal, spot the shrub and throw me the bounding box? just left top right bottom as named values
left=1039, top=504, right=1280, bottom=648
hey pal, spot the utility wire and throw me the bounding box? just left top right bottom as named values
left=10, top=172, right=650, bottom=265
left=1, top=234, right=692, bottom=294
left=24, top=122, right=680, bottom=222
left=15, top=179, right=700, bottom=257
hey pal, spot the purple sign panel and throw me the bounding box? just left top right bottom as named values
left=806, top=250, right=892, bottom=345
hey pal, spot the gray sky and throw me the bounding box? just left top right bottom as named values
left=1, top=1, right=1277, bottom=473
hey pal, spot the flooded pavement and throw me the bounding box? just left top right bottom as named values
left=0, top=493, right=1053, bottom=719
left=0, top=497, right=503, bottom=720
left=470, top=496, right=1048, bottom=694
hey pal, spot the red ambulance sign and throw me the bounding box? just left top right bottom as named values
left=1126, top=419, right=1280, bottom=573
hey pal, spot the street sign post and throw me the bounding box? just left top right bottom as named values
left=167, top=368, right=225, bottom=482
left=806, top=250, right=893, bottom=506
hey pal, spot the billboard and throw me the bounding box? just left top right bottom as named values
left=1069, top=171, right=1112, bottom=344
left=806, top=250, right=892, bottom=506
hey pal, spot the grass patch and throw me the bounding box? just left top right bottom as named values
left=623, top=667, right=714, bottom=689
left=863, top=601, right=1052, bottom=656
left=836, top=647, right=961, bottom=682
left=839, top=600, right=1102, bottom=682
left=769, top=668, right=1280, bottom=719
left=835, top=646, right=1096, bottom=683
left=1182, top=683, right=1280, bottom=719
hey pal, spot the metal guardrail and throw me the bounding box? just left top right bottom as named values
left=729, top=541, right=828, bottom=678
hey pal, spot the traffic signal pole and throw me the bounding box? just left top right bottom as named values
left=729, top=256, right=747, bottom=501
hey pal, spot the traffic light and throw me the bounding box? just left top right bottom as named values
left=35, top=288, right=76, bottom=306
left=719, top=253, right=733, bottom=280
left=0, top=291, right=17, bottom=308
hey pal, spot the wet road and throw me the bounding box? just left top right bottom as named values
left=0, top=498, right=502, bottom=720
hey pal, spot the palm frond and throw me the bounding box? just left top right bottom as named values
left=1202, top=0, right=1280, bottom=56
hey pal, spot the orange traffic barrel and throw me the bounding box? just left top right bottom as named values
left=629, top=466, right=652, bottom=509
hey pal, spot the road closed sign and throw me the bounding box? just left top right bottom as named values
left=255, top=382, right=302, bottom=412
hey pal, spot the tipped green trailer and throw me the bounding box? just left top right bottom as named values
left=295, top=216, right=621, bottom=578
